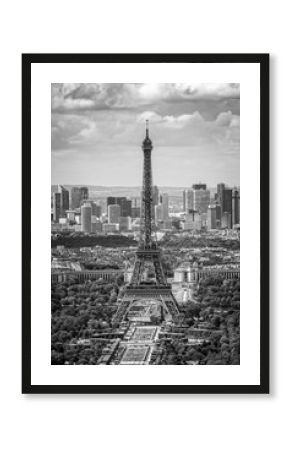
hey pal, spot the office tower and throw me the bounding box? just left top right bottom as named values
left=119, top=216, right=131, bottom=231
left=221, top=188, right=232, bottom=215
left=232, top=188, right=240, bottom=226
left=107, top=197, right=132, bottom=217
left=207, top=205, right=217, bottom=230
left=183, top=190, right=186, bottom=211
left=66, top=210, right=76, bottom=222
left=95, top=205, right=102, bottom=218
left=217, top=183, right=226, bottom=204
left=192, top=183, right=207, bottom=191
left=193, top=186, right=210, bottom=213
left=131, top=206, right=141, bottom=218
left=91, top=215, right=97, bottom=233
left=81, top=202, right=92, bottom=233
left=120, top=198, right=132, bottom=217
left=53, top=192, right=61, bottom=222
left=52, top=185, right=69, bottom=222
left=108, top=204, right=121, bottom=224
left=152, top=185, right=159, bottom=218
left=183, top=189, right=194, bottom=213
left=58, top=185, right=69, bottom=215
left=71, top=186, right=89, bottom=209
left=216, top=183, right=232, bottom=227
left=132, top=197, right=141, bottom=208
left=221, top=212, right=232, bottom=229
left=160, top=193, right=169, bottom=220
left=155, top=204, right=163, bottom=224
left=95, top=221, right=102, bottom=232
left=215, top=204, right=222, bottom=228
left=81, top=200, right=99, bottom=216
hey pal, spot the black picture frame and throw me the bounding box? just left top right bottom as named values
left=22, top=53, right=269, bottom=394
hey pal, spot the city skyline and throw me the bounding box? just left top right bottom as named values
left=52, top=83, right=240, bottom=186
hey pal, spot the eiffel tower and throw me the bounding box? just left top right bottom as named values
left=113, top=121, right=179, bottom=325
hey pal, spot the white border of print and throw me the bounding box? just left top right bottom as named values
left=31, top=62, right=260, bottom=386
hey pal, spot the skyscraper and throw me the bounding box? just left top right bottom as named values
left=152, top=185, right=159, bottom=218
left=183, top=189, right=194, bottom=213
left=131, top=207, right=141, bottom=218
left=160, top=193, right=169, bottom=220
left=232, top=188, right=240, bottom=226
left=52, top=185, right=69, bottom=222
left=71, top=186, right=89, bottom=209
left=193, top=186, right=210, bottom=213
left=221, top=188, right=233, bottom=215
left=192, top=183, right=207, bottom=191
left=108, top=204, right=121, bottom=224
left=217, top=183, right=226, bottom=205
left=207, top=205, right=217, bottom=230
left=52, top=192, right=61, bottom=222
left=155, top=204, right=163, bottom=224
left=221, top=212, right=232, bottom=229
left=58, top=185, right=69, bottom=214
left=81, top=202, right=92, bottom=233
left=107, top=197, right=132, bottom=217
left=95, top=205, right=102, bottom=218
left=119, top=216, right=131, bottom=231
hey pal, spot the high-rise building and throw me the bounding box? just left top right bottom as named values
left=131, top=207, right=141, bottom=218
left=221, top=188, right=232, bottom=215
left=232, top=188, right=240, bottom=226
left=193, top=187, right=210, bottom=213
left=66, top=210, right=76, bottom=222
left=52, top=185, right=69, bottom=222
left=81, top=202, right=92, bottom=233
left=216, top=183, right=232, bottom=227
left=152, top=185, right=159, bottom=218
left=119, top=216, right=132, bottom=231
left=183, top=189, right=194, bottom=213
left=132, top=197, right=141, bottom=208
left=192, top=183, right=207, bottom=191
left=108, top=204, right=121, bottom=224
left=217, top=183, right=226, bottom=205
left=155, top=204, right=163, bottom=224
left=58, top=185, right=69, bottom=215
left=53, top=192, right=61, bottom=222
left=95, top=205, right=102, bottom=218
left=81, top=200, right=101, bottom=217
left=107, top=197, right=132, bottom=217
left=216, top=204, right=222, bottom=228
left=207, top=205, right=217, bottom=230
left=71, top=186, right=89, bottom=209
left=160, top=193, right=169, bottom=220
left=221, top=212, right=232, bottom=229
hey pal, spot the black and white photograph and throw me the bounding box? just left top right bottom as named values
left=51, top=82, right=241, bottom=367
left=22, top=53, right=269, bottom=394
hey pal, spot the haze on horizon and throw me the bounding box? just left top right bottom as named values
left=51, top=83, right=240, bottom=187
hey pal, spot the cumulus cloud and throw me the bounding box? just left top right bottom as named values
left=51, top=83, right=240, bottom=186
left=51, top=83, right=240, bottom=114
left=215, top=111, right=240, bottom=127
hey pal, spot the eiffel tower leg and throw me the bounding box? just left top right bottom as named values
left=152, top=254, right=166, bottom=285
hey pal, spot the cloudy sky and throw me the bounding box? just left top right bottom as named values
left=51, top=83, right=240, bottom=187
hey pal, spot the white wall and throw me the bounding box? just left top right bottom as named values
left=0, top=1, right=286, bottom=449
